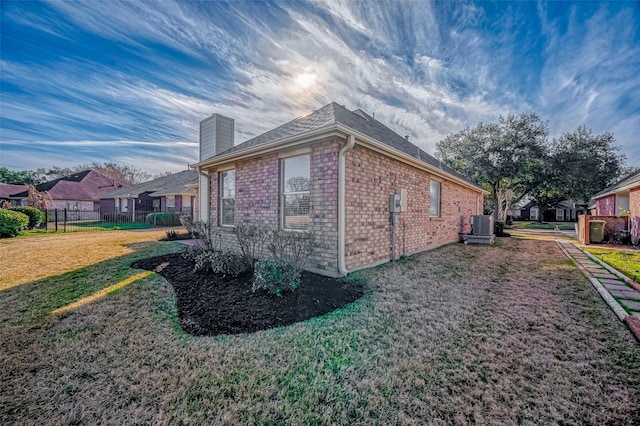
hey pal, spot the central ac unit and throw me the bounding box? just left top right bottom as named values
left=471, top=215, right=494, bottom=236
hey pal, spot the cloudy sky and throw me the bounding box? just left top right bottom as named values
left=1, top=0, right=639, bottom=175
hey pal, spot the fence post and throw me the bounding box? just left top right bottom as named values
left=584, top=214, right=590, bottom=245
left=64, top=208, right=67, bottom=233
left=54, top=209, right=58, bottom=232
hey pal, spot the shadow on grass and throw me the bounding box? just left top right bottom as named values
left=0, top=241, right=183, bottom=328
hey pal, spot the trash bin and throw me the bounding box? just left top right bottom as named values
left=589, top=220, right=606, bottom=243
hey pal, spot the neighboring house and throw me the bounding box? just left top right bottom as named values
left=0, top=183, right=28, bottom=205
left=520, top=200, right=579, bottom=222
left=9, top=170, right=127, bottom=211
left=593, top=170, right=640, bottom=217
left=192, top=102, right=485, bottom=277
left=100, top=170, right=198, bottom=217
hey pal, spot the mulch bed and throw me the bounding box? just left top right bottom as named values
left=132, top=253, right=364, bottom=336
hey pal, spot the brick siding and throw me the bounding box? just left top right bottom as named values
left=344, top=145, right=482, bottom=270
left=596, top=194, right=616, bottom=216
left=630, top=188, right=640, bottom=217
left=208, top=138, right=341, bottom=274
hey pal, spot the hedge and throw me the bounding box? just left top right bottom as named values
left=9, top=206, right=44, bottom=229
left=0, top=209, right=29, bottom=238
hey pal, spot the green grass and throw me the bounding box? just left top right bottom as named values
left=583, top=246, right=640, bottom=282
left=509, top=220, right=576, bottom=230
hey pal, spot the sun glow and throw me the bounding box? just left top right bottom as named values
left=295, top=71, right=317, bottom=89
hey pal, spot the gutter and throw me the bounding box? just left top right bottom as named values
left=338, top=135, right=356, bottom=275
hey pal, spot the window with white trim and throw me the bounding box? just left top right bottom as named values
left=166, top=195, right=175, bottom=209
left=530, top=207, right=539, bottom=221
left=282, top=155, right=310, bottom=230
left=556, top=209, right=564, bottom=221
left=220, top=170, right=235, bottom=226
left=429, top=180, right=441, bottom=217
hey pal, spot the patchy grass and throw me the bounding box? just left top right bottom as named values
left=584, top=246, right=640, bottom=282
left=1, top=235, right=639, bottom=424
left=509, top=220, right=576, bottom=230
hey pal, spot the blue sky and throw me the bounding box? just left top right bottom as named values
left=1, top=0, right=639, bottom=175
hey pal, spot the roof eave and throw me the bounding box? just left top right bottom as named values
left=192, top=122, right=485, bottom=194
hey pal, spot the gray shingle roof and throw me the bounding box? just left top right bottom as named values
left=592, top=170, right=640, bottom=199
left=208, top=102, right=476, bottom=186
left=101, top=170, right=198, bottom=199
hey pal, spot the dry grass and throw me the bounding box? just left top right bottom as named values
left=0, top=229, right=169, bottom=290
left=1, top=233, right=639, bottom=424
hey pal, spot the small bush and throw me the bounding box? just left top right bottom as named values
left=252, top=258, right=301, bottom=296
left=495, top=221, right=505, bottom=235
left=180, top=219, right=220, bottom=251
left=145, top=212, right=183, bottom=226
left=9, top=206, right=43, bottom=229
left=193, top=249, right=249, bottom=277
left=235, top=224, right=269, bottom=268
left=0, top=209, right=29, bottom=238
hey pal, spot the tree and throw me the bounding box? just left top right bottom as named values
left=0, top=167, right=35, bottom=185
left=26, top=185, right=53, bottom=210
left=436, top=113, right=549, bottom=222
left=528, top=126, right=626, bottom=221
left=26, top=162, right=151, bottom=185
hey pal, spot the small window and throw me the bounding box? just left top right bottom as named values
left=121, top=198, right=128, bottom=213
left=282, top=155, right=310, bottom=230
left=429, top=180, right=441, bottom=217
left=530, top=207, right=539, bottom=221
left=220, top=170, right=235, bottom=226
left=556, top=209, right=564, bottom=221
left=166, top=196, right=175, bottom=209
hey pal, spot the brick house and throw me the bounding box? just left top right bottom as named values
left=192, top=103, right=485, bottom=277
left=593, top=170, right=640, bottom=216
left=9, top=170, right=127, bottom=211
left=100, top=170, right=198, bottom=217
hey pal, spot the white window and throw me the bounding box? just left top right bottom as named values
left=530, top=207, right=539, bottom=221
left=429, top=180, right=441, bottom=217
left=220, top=170, right=235, bottom=226
left=282, top=155, right=310, bottom=230
left=556, top=209, right=564, bottom=221
left=166, top=196, right=175, bottom=209
left=120, top=198, right=128, bottom=213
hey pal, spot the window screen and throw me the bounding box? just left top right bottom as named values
left=429, top=180, right=441, bottom=217
left=220, top=170, right=235, bottom=226
left=282, top=155, right=310, bottom=230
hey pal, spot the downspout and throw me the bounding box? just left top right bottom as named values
left=196, top=166, right=210, bottom=223
left=338, top=135, right=356, bottom=275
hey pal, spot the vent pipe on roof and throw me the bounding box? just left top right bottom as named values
left=199, top=114, right=234, bottom=161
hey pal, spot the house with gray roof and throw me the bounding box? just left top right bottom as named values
left=192, top=102, right=485, bottom=277
left=100, top=170, right=198, bottom=218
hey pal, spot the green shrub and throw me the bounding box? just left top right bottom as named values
left=192, top=249, right=249, bottom=277
left=145, top=212, right=183, bottom=226
left=252, top=258, right=301, bottom=297
left=9, top=206, right=43, bottom=229
left=0, top=209, right=29, bottom=238
left=495, top=221, right=505, bottom=235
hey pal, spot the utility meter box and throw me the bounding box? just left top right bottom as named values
left=389, top=188, right=407, bottom=213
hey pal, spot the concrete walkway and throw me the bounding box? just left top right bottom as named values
left=557, top=240, right=640, bottom=341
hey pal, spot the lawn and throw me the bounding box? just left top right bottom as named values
left=509, top=220, right=576, bottom=230
left=1, top=233, right=639, bottom=424
left=583, top=246, right=640, bottom=282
